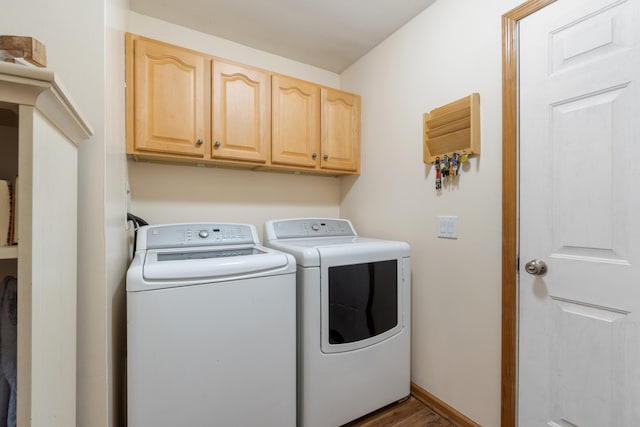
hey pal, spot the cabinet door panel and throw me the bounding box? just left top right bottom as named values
left=271, top=74, right=320, bottom=168
left=212, top=60, right=270, bottom=163
left=321, top=88, right=360, bottom=172
left=131, top=37, right=209, bottom=157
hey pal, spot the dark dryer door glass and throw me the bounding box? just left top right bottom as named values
left=328, top=260, right=398, bottom=344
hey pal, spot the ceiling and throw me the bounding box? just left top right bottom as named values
left=129, top=0, right=438, bottom=73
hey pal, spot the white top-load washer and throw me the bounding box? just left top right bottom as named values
left=263, top=218, right=411, bottom=427
left=126, top=223, right=296, bottom=427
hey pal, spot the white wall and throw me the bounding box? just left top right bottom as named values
left=339, top=0, right=521, bottom=425
left=126, top=14, right=343, bottom=236
left=1, top=1, right=131, bottom=426
left=1, top=1, right=532, bottom=425
left=128, top=12, right=340, bottom=88
left=106, top=0, right=131, bottom=425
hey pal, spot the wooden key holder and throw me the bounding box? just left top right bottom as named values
left=423, top=93, right=480, bottom=164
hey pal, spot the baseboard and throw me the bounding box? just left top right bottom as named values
left=410, top=382, right=481, bottom=427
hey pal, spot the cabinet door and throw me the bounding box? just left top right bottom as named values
left=271, top=74, right=320, bottom=168
left=212, top=60, right=270, bottom=163
left=321, top=88, right=360, bottom=172
left=128, top=36, right=210, bottom=157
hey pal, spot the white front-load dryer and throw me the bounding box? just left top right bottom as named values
left=264, top=218, right=411, bottom=427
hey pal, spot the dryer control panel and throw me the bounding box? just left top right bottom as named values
left=143, top=223, right=259, bottom=249
left=267, top=218, right=356, bottom=239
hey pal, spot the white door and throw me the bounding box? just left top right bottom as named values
left=519, top=0, right=640, bottom=426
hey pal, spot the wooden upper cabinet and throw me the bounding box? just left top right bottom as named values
left=271, top=74, right=320, bottom=168
left=126, top=33, right=360, bottom=175
left=321, top=88, right=361, bottom=173
left=212, top=60, right=270, bottom=163
left=272, top=77, right=360, bottom=173
left=126, top=34, right=210, bottom=158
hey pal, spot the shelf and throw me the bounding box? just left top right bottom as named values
left=0, top=106, right=18, bottom=127
left=0, top=245, right=17, bottom=259
left=0, top=59, right=92, bottom=427
left=423, top=93, right=480, bottom=164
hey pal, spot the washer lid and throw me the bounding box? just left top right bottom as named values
left=142, top=245, right=292, bottom=281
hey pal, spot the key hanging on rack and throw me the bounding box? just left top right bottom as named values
left=460, top=150, right=468, bottom=164
left=432, top=150, right=470, bottom=192
left=442, top=154, right=450, bottom=178
left=451, top=152, right=460, bottom=176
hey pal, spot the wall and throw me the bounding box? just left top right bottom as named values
left=1, top=1, right=532, bottom=425
left=106, top=0, right=131, bottom=425
left=126, top=13, right=343, bottom=236
left=0, top=1, right=131, bottom=426
left=339, top=0, right=521, bottom=425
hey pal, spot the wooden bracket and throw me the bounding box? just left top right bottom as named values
left=423, top=93, right=480, bottom=164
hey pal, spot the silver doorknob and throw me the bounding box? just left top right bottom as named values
left=196, top=139, right=203, bottom=145
left=525, top=259, right=547, bottom=275
left=323, top=154, right=329, bottom=161
left=214, top=141, right=221, bottom=148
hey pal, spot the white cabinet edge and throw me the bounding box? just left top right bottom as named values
left=0, top=62, right=93, bottom=145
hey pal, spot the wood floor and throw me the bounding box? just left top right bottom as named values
left=342, top=396, right=458, bottom=427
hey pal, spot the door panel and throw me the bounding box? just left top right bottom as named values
left=548, top=299, right=630, bottom=427
left=550, top=87, right=629, bottom=261
left=132, top=37, right=209, bottom=157
left=519, top=0, right=640, bottom=425
left=320, top=87, right=360, bottom=172
left=212, top=60, right=270, bottom=163
left=271, top=74, right=320, bottom=168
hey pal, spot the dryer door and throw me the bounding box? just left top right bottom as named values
left=319, top=242, right=407, bottom=354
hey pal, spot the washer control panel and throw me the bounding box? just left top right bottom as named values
left=145, top=223, right=258, bottom=249
left=269, top=218, right=356, bottom=239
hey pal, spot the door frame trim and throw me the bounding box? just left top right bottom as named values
left=501, top=1, right=556, bottom=426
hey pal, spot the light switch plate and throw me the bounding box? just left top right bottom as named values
left=437, top=216, right=458, bottom=239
